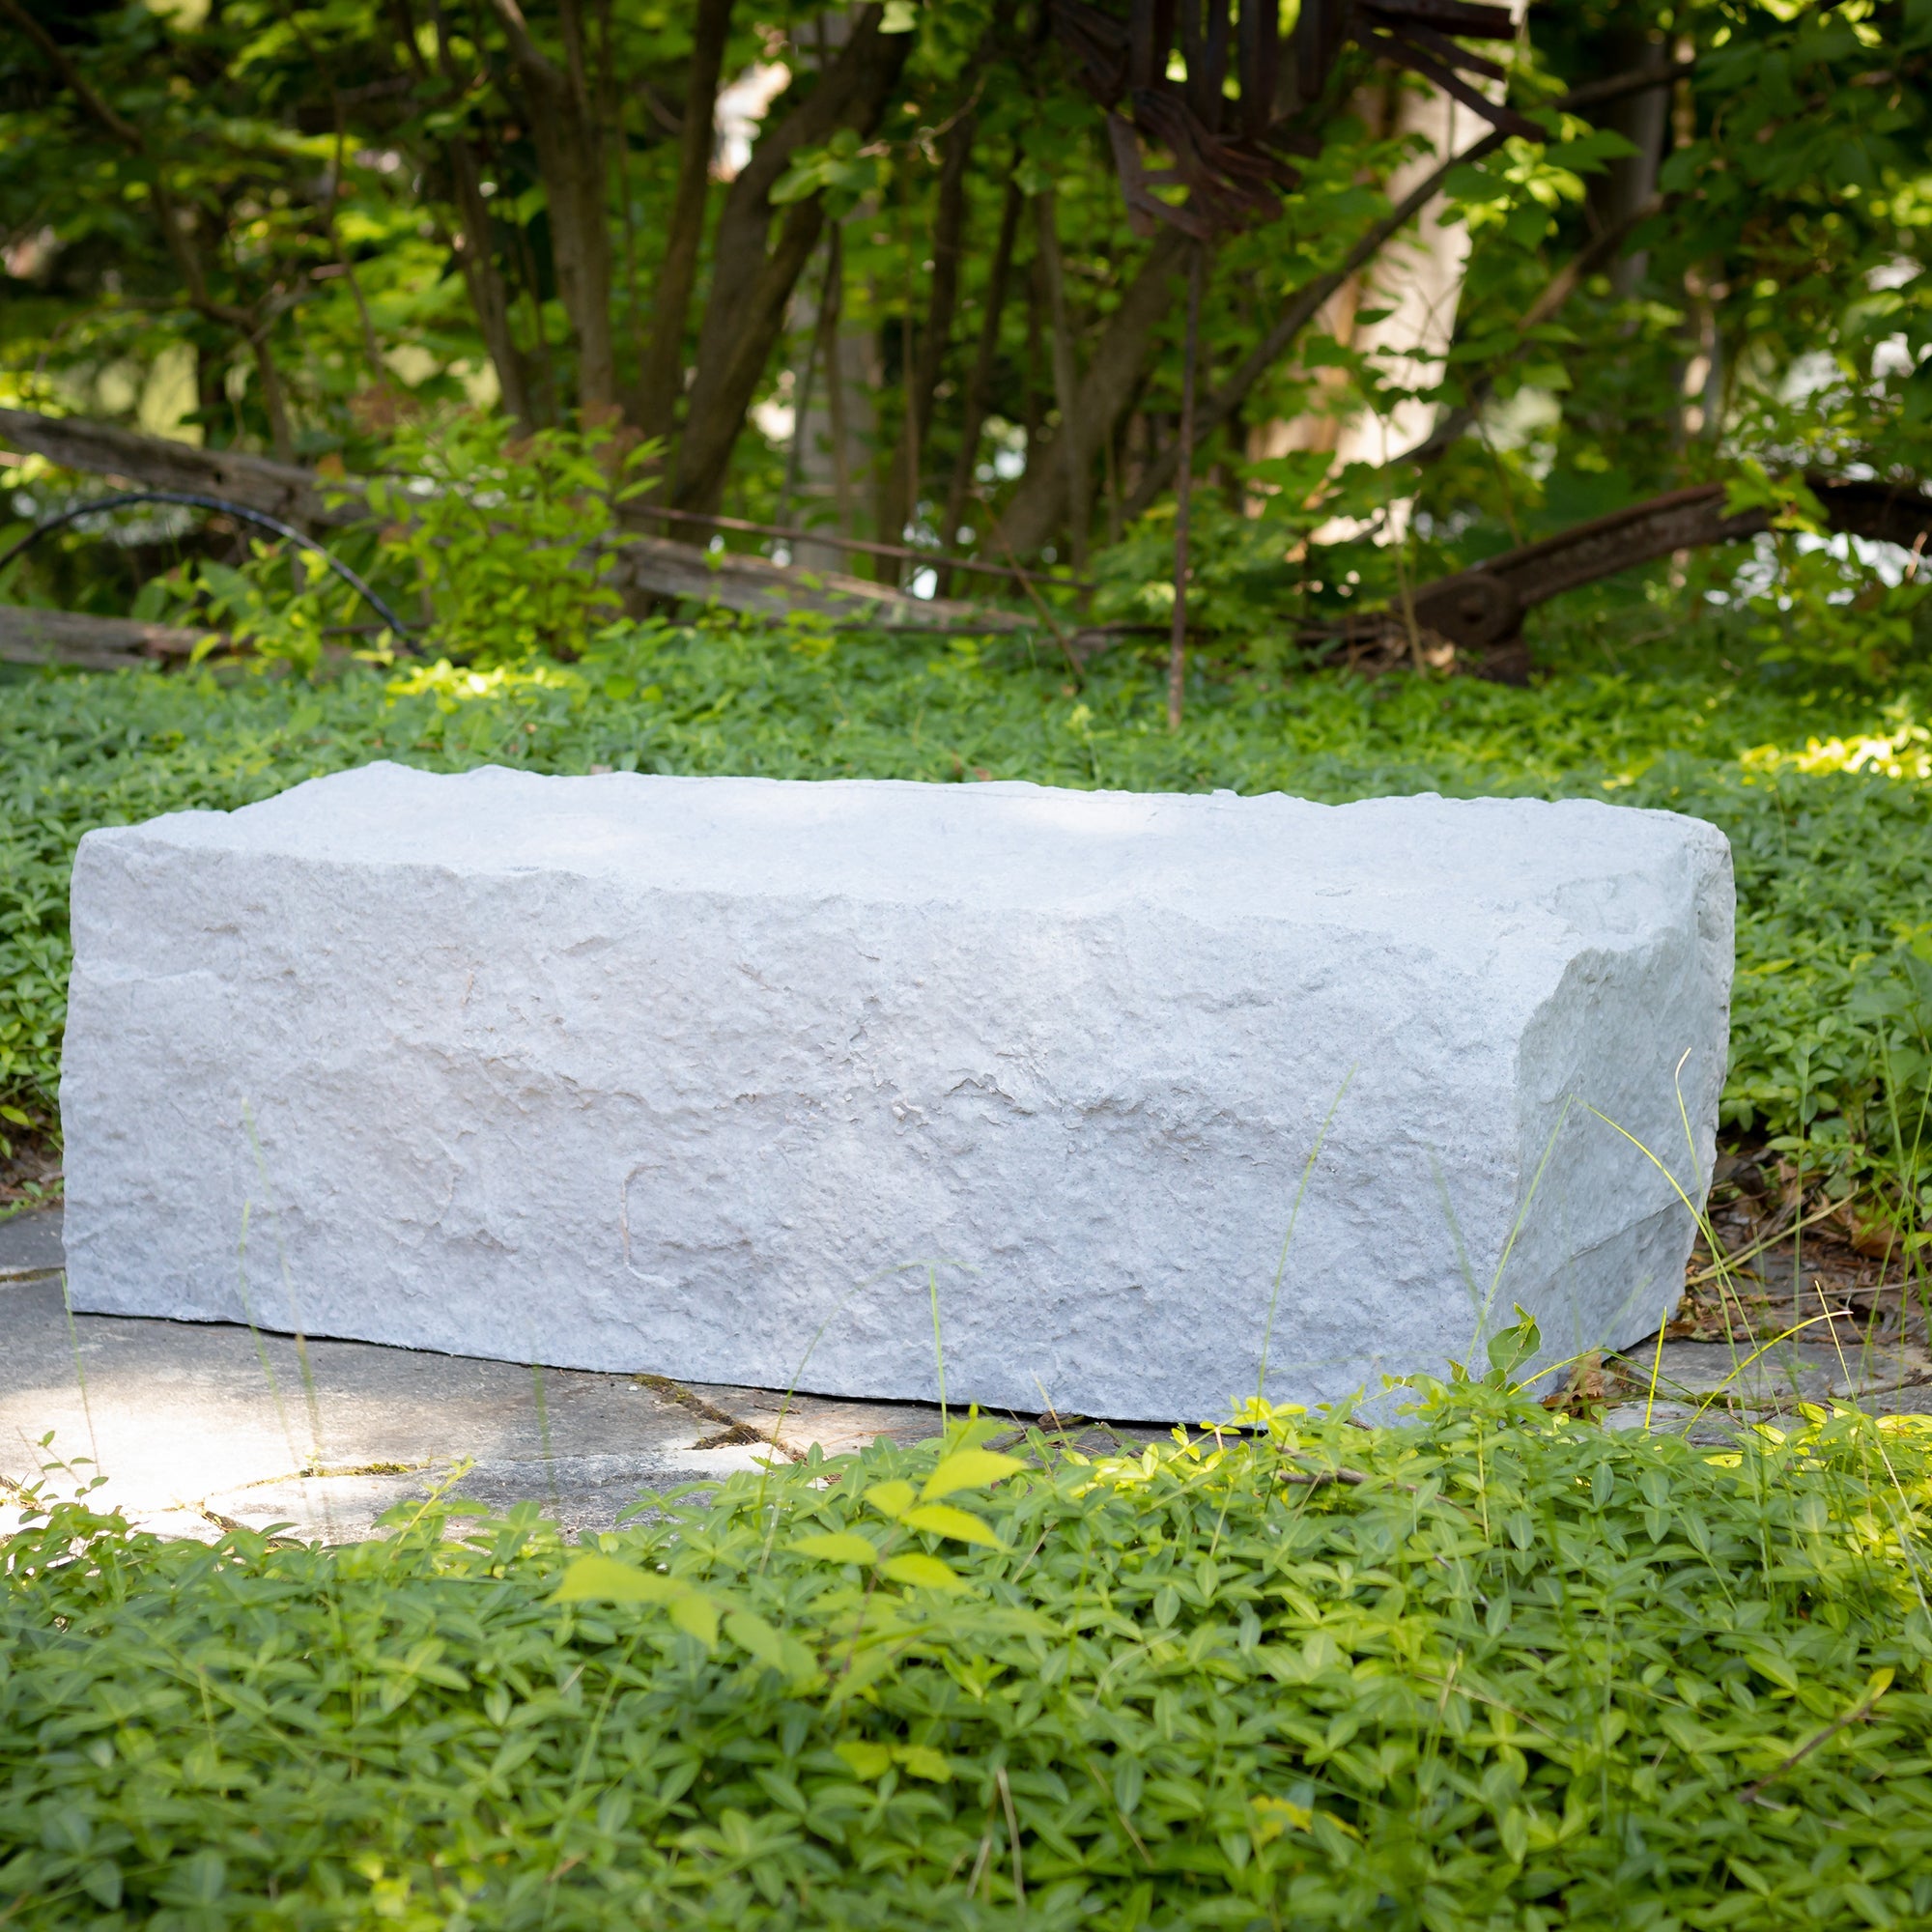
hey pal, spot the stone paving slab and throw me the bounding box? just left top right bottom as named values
left=0, top=1205, right=64, bottom=1282
left=9, top=1203, right=1931, bottom=1543
left=1647, top=1335, right=1932, bottom=1404
left=0, top=1239, right=952, bottom=1542
left=1601, top=1338, right=1932, bottom=1437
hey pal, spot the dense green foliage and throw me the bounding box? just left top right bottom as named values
left=2, top=0, right=1926, bottom=620
left=6, top=1352, right=1932, bottom=1930
left=7, top=607, right=1932, bottom=1194
left=6, top=7, right=1931, bottom=1922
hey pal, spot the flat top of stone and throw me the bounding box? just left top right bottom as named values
left=91, top=762, right=1727, bottom=932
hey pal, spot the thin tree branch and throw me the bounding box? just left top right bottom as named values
left=1035, top=185, right=1091, bottom=572
left=1121, top=127, right=1511, bottom=523
left=481, top=0, right=557, bottom=81
left=0, top=0, right=143, bottom=146
left=878, top=102, right=976, bottom=568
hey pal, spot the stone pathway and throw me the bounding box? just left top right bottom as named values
left=1603, top=1335, right=1932, bottom=1437
left=6, top=1206, right=1929, bottom=1544
left=1, top=1208, right=952, bottom=1543
left=0, top=1206, right=64, bottom=1284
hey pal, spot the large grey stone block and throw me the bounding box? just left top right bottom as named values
left=62, top=763, right=1732, bottom=1420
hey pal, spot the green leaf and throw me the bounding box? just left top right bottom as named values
left=882, top=1552, right=964, bottom=1592
left=724, top=1608, right=782, bottom=1668
left=725, top=1609, right=817, bottom=1685
left=1486, top=1308, right=1543, bottom=1380
left=552, top=1554, right=720, bottom=1646
left=898, top=1502, right=1003, bottom=1547
left=789, top=1530, right=880, bottom=1566
left=549, top=1553, right=680, bottom=1605
left=895, top=1744, right=951, bottom=1781
left=865, top=1480, right=918, bottom=1520
left=79, top=1861, right=123, bottom=1910
left=1249, top=1794, right=1313, bottom=1843
left=668, top=1592, right=720, bottom=1648
left=834, top=1741, right=892, bottom=1779
left=920, top=1450, right=1024, bottom=1500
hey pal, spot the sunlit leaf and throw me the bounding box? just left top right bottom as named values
left=864, top=1480, right=917, bottom=1520
left=548, top=1553, right=679, bottom=1605
left=667, top=1592, right=719, bottom=1648
left=725, top=1610, right=820, bottom=1687
left=898, top=1503, right=1004, bottom=1547
left=788, top=1531, right=880, bottom=1566
left=1249, top=1794, right=1313, bottom=1844
left=834, top=1741, right=892, bottom=1779
left=919, top=1450, right=1024, bottom=1501
left=881, top=1552, right=964, bottom=1592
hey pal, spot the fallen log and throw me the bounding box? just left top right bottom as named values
left=0, top=603, right=207, bottom=671
left=0, top=406, right=1027, bottom=636
left=609, top=532, right=1024, bottom=633
left=0, top=407, right=344, bottom=526
left=14, top=404, right=1923, bottom=670
left=1401, top=475, right=1932, bottom=680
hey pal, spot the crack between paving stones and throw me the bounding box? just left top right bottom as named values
left=637, top=1372, right=810, bottom=1461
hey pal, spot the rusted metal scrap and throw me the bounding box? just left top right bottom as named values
left=1390, top=476, right=1932, bottom=680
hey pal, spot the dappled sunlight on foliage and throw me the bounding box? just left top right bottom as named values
left=7, top=1342, right=1932, bottom=1927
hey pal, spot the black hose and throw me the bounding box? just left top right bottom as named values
left=0, top=488, right=416, bottom=646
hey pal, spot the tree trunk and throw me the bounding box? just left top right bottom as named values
left=633, top=0, right=734, bottom=443
left=488, top=0, right=617, bottom=420
left=986, top=224, right=1190, bottom=558
left=875, top=105, right=975, bottom=566
left=672, top=5, right=912, bottom=517
left=249, top=334, right=296, bottom=465
left=1587, top=14, right=1671, bottom=298
left=409, top=0, right=537, bottom=429
left=443, top=142, right=536, bottom=429
left=1033, top=185, right=1090, bottom=571
left=938, top=164, right=1024, bottom=588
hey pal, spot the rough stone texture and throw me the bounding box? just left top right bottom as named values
left=62, top=763, right=1733, bottom=1419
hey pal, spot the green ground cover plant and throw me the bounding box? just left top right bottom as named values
left=5, top=1331, right=1932, bottom=1931
left=5, top=603, right=1931, bottom=1214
